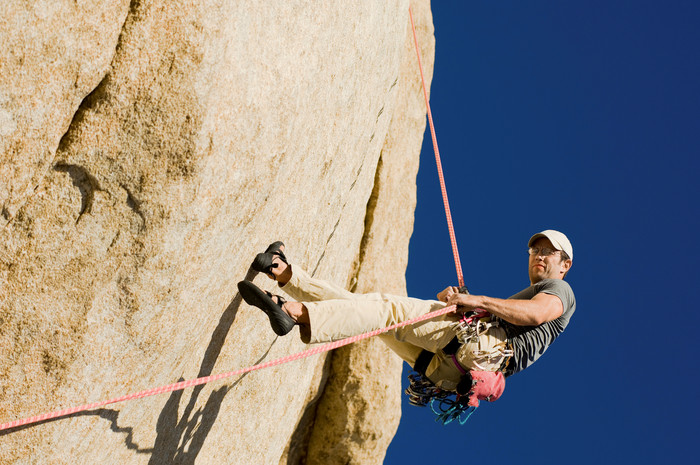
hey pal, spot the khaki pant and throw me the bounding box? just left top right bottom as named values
left=280, top=265, right=508, bottom=391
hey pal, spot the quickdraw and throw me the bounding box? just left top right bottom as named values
left=405, top=371, right=477, bottom=425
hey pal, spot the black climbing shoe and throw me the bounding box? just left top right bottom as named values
left=237, top=280, right=296, bottom=336
left=251, top=241, right=288, bottom=275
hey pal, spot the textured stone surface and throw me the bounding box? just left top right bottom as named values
left=0, top=0, right=434, bottom=463
left=304, top=1, right=435, bottom=463
left=0, top=0, right=132, bottom=228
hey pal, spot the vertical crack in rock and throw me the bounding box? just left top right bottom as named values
left=312, top=156, right=373, bottom=277
left=389, top=76, right=399, bottom=91
left=310, top=217, right=340, bottom=277
left=278, top=354, right=333, bottom=465
left=54, top=1, right=142, bottom=155
left=55, top=72, right=112, bottom=155
left=55, top=0, right=143, bottom=146
left=287, top=153, right=385, bottom=464
left=369, top=106, right=386, bottom=143
left=2, top=73, right=112, bottom=231
left=349, top=155, right=384, bottom=293
left=56, top=0, right=139, bottom=163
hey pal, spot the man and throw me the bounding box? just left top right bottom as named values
left=237, top=230, right=575, bottom=392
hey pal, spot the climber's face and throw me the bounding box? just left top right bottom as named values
left=528, top=237, right=571, bottom=284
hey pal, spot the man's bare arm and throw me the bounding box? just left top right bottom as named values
left=444, top=291, right=563, bottom=326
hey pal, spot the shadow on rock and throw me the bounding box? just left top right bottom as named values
left=0, top=408, right=153, bottom=454
left=1, top=270, right=276, bottom=464
left=148, top=268, right=275, bottom=464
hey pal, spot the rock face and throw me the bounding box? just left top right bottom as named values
left=0, top=0, right=434, bottom=463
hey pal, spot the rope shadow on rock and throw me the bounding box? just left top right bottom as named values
left=0, top=408, right=153, bottom=455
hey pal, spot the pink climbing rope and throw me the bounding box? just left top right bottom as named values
left=0, top=304, right=458, bottom=432
left=409, top=6, right=465, bottom=288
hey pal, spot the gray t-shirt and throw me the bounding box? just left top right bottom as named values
left=498, top=279, right=576, bottom=377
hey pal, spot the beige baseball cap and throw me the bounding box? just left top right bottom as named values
left=528, top=230, right=573, bottom=260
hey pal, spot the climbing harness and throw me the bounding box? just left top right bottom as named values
left=405, top=318, right=509, bottom=425
left=405, top=329, right=506, bottom=424
left=451, top=312, right=514, bottom=372
left=404, top=306, right=513, bottom=424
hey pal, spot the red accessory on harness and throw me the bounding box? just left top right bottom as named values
left=465, top=370, right=506, bottom=407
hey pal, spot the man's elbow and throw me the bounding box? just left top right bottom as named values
left=532, top=307, right=563, bottom=325
left=521, top=313, right=550, bottom=326
left=508, top=313, right=549, bottom=326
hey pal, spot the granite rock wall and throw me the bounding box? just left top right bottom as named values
left=0, top=1, right=434, bottom=463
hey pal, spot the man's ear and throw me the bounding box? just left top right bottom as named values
left=561, top=259, right=573, bottom=276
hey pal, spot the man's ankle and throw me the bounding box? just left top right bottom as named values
left=277, top=264, right=293, bottom=286
left=282, top=301, right=309, bottom=325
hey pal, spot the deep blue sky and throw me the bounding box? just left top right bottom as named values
left=387, top=1, right=699, bottom=464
